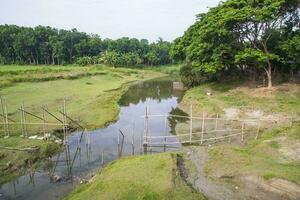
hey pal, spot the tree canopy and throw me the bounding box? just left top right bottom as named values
left=0, top=25, right=173, bottom=67
left=171, top=0, right=300, bottom=88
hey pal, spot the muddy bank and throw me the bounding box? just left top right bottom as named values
left=181, top=146, right=300, bottom=200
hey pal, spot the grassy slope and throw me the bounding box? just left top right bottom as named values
left=180, top=82, right=300, bottom=116
left=205, top=123, right=300, bottom=185
left=178, top=81, right=300, bottom=188
left=0, top=64, right=163, bottom=185
left=65, top=153, right=205, bottom=200
left=0, top=65, right=164, bottom=134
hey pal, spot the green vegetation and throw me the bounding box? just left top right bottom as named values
left=147, top=64, right=182, bottom=78
left=180, top=82, right=300, bottom=115
left=0, top=64, right=105, bottom=88
left=171, top=0, right=300, bottom=88
left=204, top=123, right=300, bottom=184
left=0, top=64, right=165, bottom=185
left=0, top=25, right=172, bottom=67
left=0, top=65, right=164, bottom=134
left=0, top=137, right=60, bottom=184
left=65, top=153, right=205, bottom=200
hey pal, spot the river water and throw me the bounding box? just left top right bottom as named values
left=0, top=78, right=187, bottom=200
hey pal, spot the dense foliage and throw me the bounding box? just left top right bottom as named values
left=172, top=0, right=300, bottom=88
left=0, top=25, right=172, bottom=67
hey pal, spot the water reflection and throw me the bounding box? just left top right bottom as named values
left=0, top=78, right=187, bottom=200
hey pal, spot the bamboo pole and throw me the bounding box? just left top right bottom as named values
left=145, top=128, right=241, bottom=139
left=131, top=132, right=135, bottom=155
left=85, top=128, right=89, bottom=146
left=255, top=120, right=261, bottom=140
left=189, top=104, right=193, bottom=144
left=0, top=97, right=7, bottom=137
left=0, top=122, right=65, bottom=126
left=143, top=101, right=150, bottom=152
left=62, top=99, right=67, bottom=145
left=117, top=130, right=120, bottom=157
left=4, top=100, right=9, bottom=137
left=200, top=112, right=205, bottom=144
left=101, top=151, right=104, bottom=166
left=147, top=132, right=245, bottom=145
left=77, top=129, right=81, bottom=151
left=164, top=116, right=167, bottom=135
left=164, top=137, right=167, bottom=152
left=22, top=103, right=27, bottom=137
left=42, top=108, right=46, bottom=138
left=145, top=102, right=149, bottom=143
left=140, top=134, right=143, bottom=155
left=215, top=113, right=219, bottom=142
left=20, top=105, right=24, bottom=137
left=117, top=130, right=120, bottom=146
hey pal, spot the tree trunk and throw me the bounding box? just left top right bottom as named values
left=262, top=41, right=273, bottom=89
left=52, top=54, right=55, bottom=65
left=266, top=61, right=272, bottom=88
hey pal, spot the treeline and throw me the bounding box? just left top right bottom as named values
left=0, top=25, right=172, bottom=66
left=171, top=0, right=300, bottom=88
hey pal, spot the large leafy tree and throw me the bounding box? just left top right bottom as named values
left=227, top=0, right=300, bottom=88
left=172, top=0, right=300, bottom=88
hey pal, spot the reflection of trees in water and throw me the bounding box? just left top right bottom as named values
left=119, top=79, right=184, bottom=106
left=168, top=107, right=189, bottom=134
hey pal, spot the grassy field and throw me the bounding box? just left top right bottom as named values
left=179, top=81, right=300, bottom=116
left=64, top=153, right=205, bottom=200
left=0, top=65, right=96, bottom=89
left=204, top=123, right=300, bottom=185
left=0, top=64, right=164, bottom=185
left=0, top=65, right=164, bottom=135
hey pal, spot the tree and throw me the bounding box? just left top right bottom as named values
left=0, top=24, right=172, bottom=66
left=100, top=51, right=119, bottom=67
left=172, top=0, right=300, bottom=88
left=279, top=32, right=300, bottom=78
left=226, top=0, right=300, bottom=88
left=49, top=35, right=64, bottom=65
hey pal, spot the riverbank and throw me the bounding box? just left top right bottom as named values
left=178, top=82, right=300, bottom=117
left=64, top=153, right=205, bottom=200
left=0, top=64, right=165, bottom=185
left=0, top=65, right=165, bottom=132
left=176, top=81, right=300, bottom=199
left=0, top=137, right=60, bottom=185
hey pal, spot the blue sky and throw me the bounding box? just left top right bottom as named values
left=0, top=0, right=220, bottom=41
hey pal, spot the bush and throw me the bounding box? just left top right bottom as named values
left=76, top=56, right=92, bottom=66
left=180, top=65, right=204, bottom=87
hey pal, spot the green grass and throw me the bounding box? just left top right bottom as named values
left=204, top=123, right=300, bottom=185
left=179, top=81, right=300, bottom=186
left=0, top=65, right=92, bottom=88
left=64, top=153, right=205, bottom=200
left=146, top=64, right=182, bottom=79
left=0, top=65, right=164, bottom=135
left=0, top=64, right=164, bottom=185
left=0, top=137, right=60, bottom=184
left=180, top=82, right=300, bottom=115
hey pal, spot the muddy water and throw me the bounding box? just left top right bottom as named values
left=0, top=78, right=186, bottom=200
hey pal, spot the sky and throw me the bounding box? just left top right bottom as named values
left=0, top=0, right=220, bottom=42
